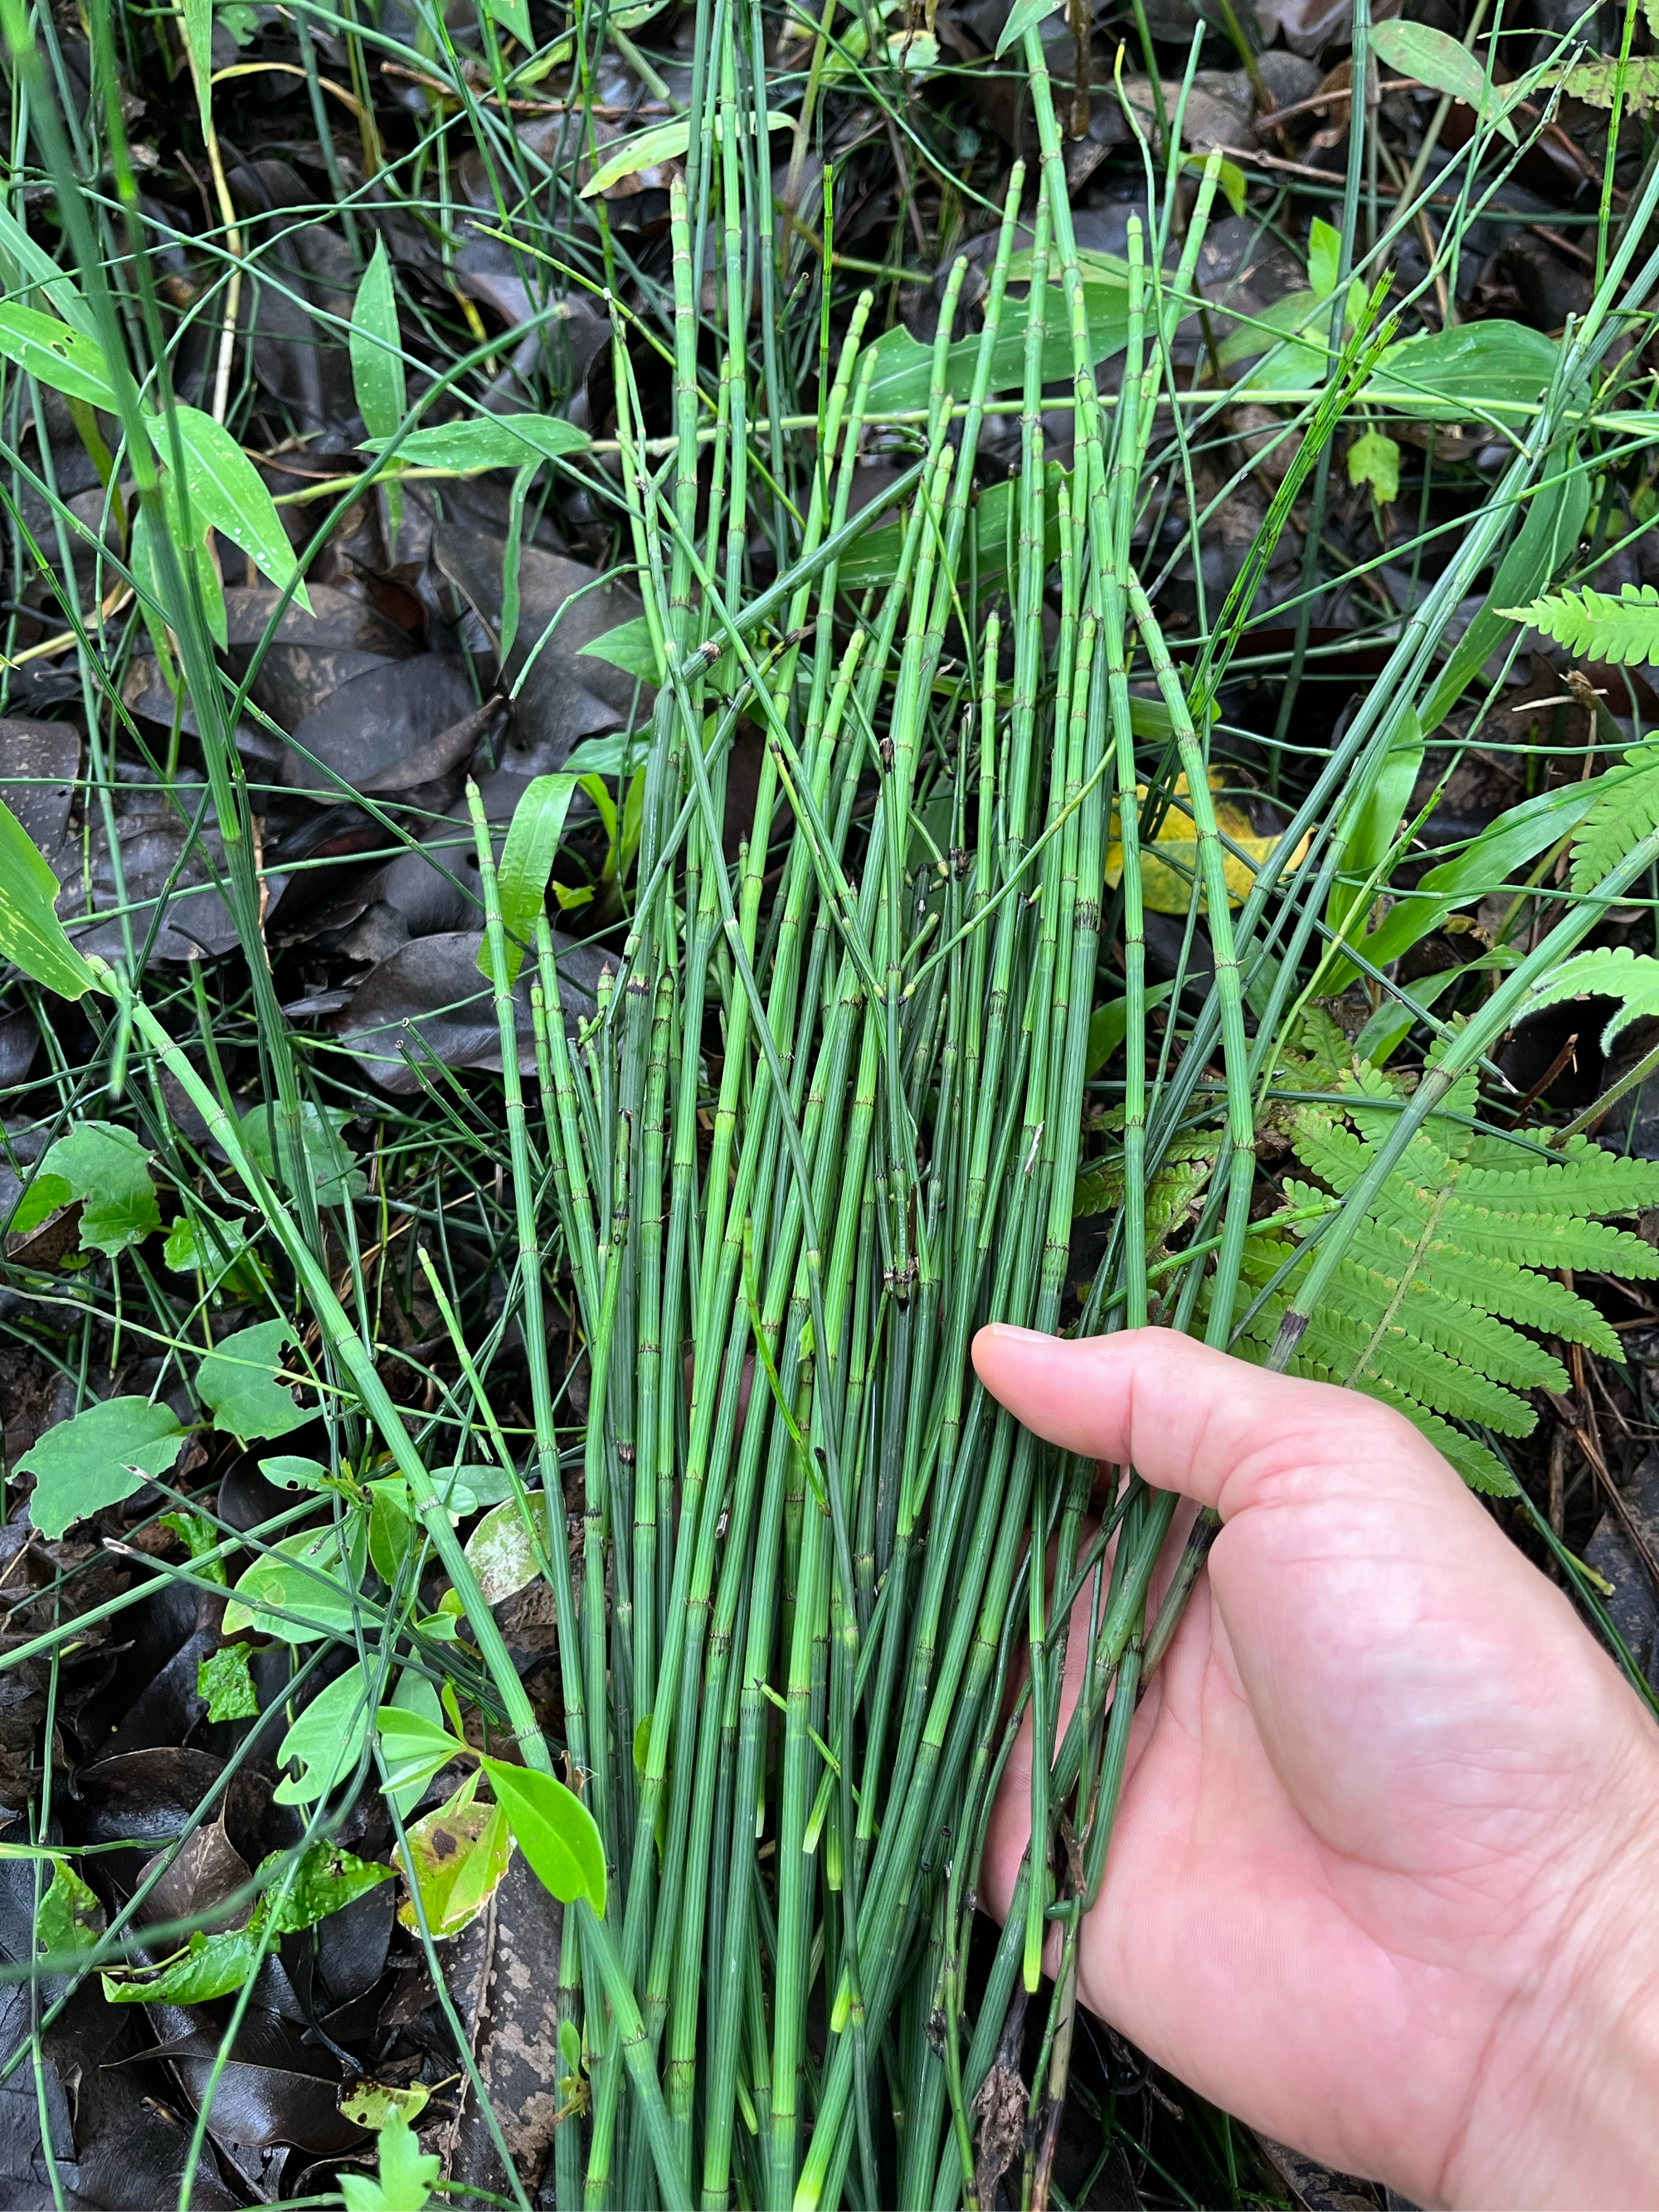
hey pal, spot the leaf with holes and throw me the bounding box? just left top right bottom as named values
left=273, top=1662, right=376, bottom=1806
left=197, top=1319, right=309, bottom=1445
left=1347, top=428, right=1400, bottom=503
left=0, top=303, right=115, bottom=408
left=397, top=1778, right=513, bottom=1937
left=19, top=1396, right=185, bottom=1539
left=36, top=1861, right=104, bottom=1962
left=197, top=1644, right=260, bottom=1723
left=240, top=1101, right=365, bottom=1206
left=27, top=1121, right=159, bottom=1257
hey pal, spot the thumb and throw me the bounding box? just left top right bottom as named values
left=971, top=1324, right=1473, bottom=1523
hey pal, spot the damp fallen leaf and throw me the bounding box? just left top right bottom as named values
left=1106, top=771, right=1310, bottom=913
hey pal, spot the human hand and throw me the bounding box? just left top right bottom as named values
left=972, top=1325, right=1659, bottom=2210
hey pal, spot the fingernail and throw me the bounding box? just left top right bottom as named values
left=979, top=1323, right=1050, bottom=1344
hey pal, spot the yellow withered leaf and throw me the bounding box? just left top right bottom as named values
left=1106, top=770, right=1308, bottom=913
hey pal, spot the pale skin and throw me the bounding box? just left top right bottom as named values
left=973, top=1324, right=1659, bottom=2211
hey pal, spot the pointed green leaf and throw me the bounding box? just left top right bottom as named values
left=487, top=0, right=533, bottom=41
left=350, top=240, right=406, bottom=445
left=0, top=207, right=98, bottom=338
left=20, top=1396, right=186, bottom=1540
left=0, top=798, right=99, bottom=1001
left=221, top=1519, right=367, bottom=1641
left=240, top=1101, right=365, bottom=1206
left=578, top=614, right=663, bottom=683
left=101, top=1924, right=264, bottom=2005
left=480, top=1754, right=606, bottom=1913
left=145, top=404, right=309, bottom=605
left=1369, top=17, right=1517, bottom=140
left=361, top=412, right=590, bottom=474
left=1307, top=216, right=1342, bottom=300
left=994, top=0, right=1063, bottom=53
left=482, top=774, right=579, bottom=985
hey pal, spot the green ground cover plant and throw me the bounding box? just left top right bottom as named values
left=2, top=0, right=1659, bottom=2200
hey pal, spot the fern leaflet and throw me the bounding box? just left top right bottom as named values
left=1230, top=1072, right=1659, bottom=1493
left=1503, top=581, right=1659, bottom=666
left=1569, top=741, right=1659, bottom=892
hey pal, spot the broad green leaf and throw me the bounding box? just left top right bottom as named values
left=20, top=1396, right=184, bottom=1539
left=273, top=1660, right=374, bottom=1806
left=1420, top=438, right=1588, bottom=734
left=0, top=303, right=115, bottom=408
left=0, top=798, right=99, bottom=1001
left=197, top=1318, right=309, bottom=1444
left=339, top=2109, right=440, bottom=2212
left=265, top=1840, right=394, bottom=1932
left=582, top=110, right=794, bottom=197
left=36, top=1861, right=104, bottom=1961
left=197, top=1643, right=260, bottom=1722
left=834, top=471, right=1065, bottom=596
left=462, top=1493, right=551, bottom=1604
left=350, top=239, right=406, bottom=445
left=1369, top=17, right=1516, bottom=139
left=0, top=207, right=99, bottom=338
left=397, top=1782, right=513, bottom=1937
left=240, top=1101, right=365, bottom=1206
left=1307, top=216, right=1341, bottom=300
left=1347, top=427, right=1400, bottom=503
left=102, top=1924, right=263, bottom=2005
left=481, top=1755, right=606, bottom=1913
left=862, top=280, right=1130, bottom=420
left=221, top=1519, right=368, bottom=1642
left=562, top=731, right=649, bottom=780
left=159, top=1506, right=227, bottom=1586
left=361, top=414, right=591, bottom=473
left=32, top=1121, right=160, bottom=1256
left=578, top=615, right=663, bottom=684
left=481, top=774, right=579, bottom=985
left=163, top=1207, right=249, bottom=1278
left=1085, top=984, right=1174, bottom=1077
left=180, top=0, right=212, bottom=128
left=1364, top=320, right=1559, bottom=422
left=1322, top=712, right=1425, bottom=986
left=994, top=0, right=1063, bottom=52
left=144, top=405, right=308, bottom=605
left=487, top=0, right=532, bottom=40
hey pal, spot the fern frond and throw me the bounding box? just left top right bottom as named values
left=1301, top=1287, right=1536, bottom=1431
left=1227, top=1092, right=1648, bottom=1489
left=1569, top=741, right=1659, bottom=892
left=1503, top=581, right=1659, bottom=666
left=1520, top=942, right=1659, bottom=1051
